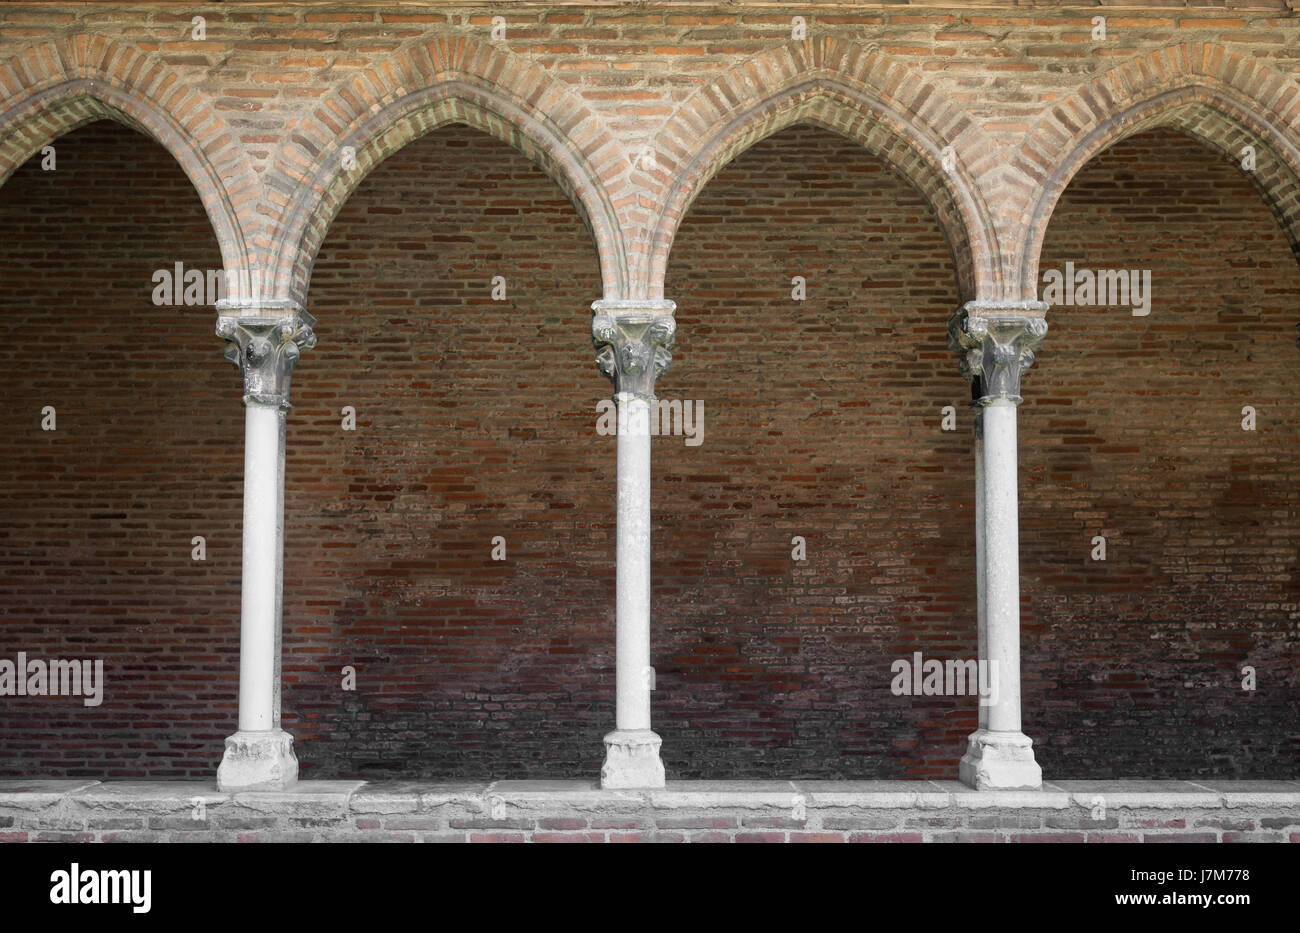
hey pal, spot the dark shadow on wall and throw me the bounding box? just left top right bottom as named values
left=1027, top=128, right=1300, bottom=779
left=662, top=124, right=971, bottom=779
left=0, top=121, right=239, bottom=779
left=290, top=124, right=608, bottom=780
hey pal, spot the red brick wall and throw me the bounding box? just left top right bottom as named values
left=0, top=122, right=237, bottom=778
left=0, top=120, right=1295, bottom=780
left=660, top=125, right=970, bottom=778
left=6, top=8, right=1300, bottom=308
left=286, top=124, right=607, bottom=779
left=1027, top=129, right=1300, bottom=778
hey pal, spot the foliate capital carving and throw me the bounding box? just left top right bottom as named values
left=948, top=303, right=1048, bottom=404
left=216, top=310, right=317, bottom=408
left=591, top=299, right=676, bottom=398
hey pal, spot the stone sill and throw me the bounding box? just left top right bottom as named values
left=3, top=779, right=1297, bottom=842
left=5, top=778, right=1299, bottom=808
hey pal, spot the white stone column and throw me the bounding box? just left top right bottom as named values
left=972, top=392, right=988, bottom=735
left=214, top=306, right=316, bottom=791
left=982, top=396, right=1023, bottom=737
left=615, top=392, right=653, bottom=735
left=950, top=304, right=1047, bottom=790
left=237, top=400, right=283, bottom=733
left=591, top=299, right=676, bottom=788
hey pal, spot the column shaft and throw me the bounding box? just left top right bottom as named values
left=238, top=401, right=286, bottom=732
left=615, top=394, right=652, bottom=732
left=982, top=398, right=1022, bottom=733
left=973, top=404, right=988, bottom=732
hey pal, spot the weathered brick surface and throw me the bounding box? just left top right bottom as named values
left=0, top=4, right=1296, bottom=302
left=657, top=125, right=969, bottom=779
left=1028, top=131, right=1300, bottom=779
left=0, top=123, right=237, bottom=780
left=285, top=124, right=608, bottom=780
left=0, top=5, right=1298, bottom=785
left=1, top=120, right=1296, bottom=784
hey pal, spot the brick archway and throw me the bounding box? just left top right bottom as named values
left=0, top=35, right=252, bottom=277
left=1012, top=43, right=1300, bottom=300
left=267, top=38, right=626, bottom=305
left=642, top=40, right=1000, bottom=303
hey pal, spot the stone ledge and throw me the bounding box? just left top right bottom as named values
left=348, top=781, right=487, bottom=815
left=1, top=779, right=1296, bottom=843
left=71, top=782, right=231, bottom=812
left=0, top=780, right=101, bottom=810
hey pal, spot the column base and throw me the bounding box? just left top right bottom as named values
left=601, top=729, right=665, bottom=789
left=959, top=728, right=1042, bottom=790
left=217, top=729, right=299, bottom=791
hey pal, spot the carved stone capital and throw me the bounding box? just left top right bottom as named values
left=948, top=303, right=1048, bottom=404
left=216, top=310, right=317, bottom=409
left=591, top=299, right=676, bottom=399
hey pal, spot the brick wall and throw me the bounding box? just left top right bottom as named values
left=5, top=6, right=1300, bottom=303
left=286, top=123, right=608, bottom=779
left=1, top=116, right=1294, bottom=780
left=1027, top=129, right=1300, bottom=777
left=659, top=124, right=969, bottom=778
left=0, top=122, right=237, bottom=778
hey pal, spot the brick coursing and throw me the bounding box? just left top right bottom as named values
left=3, top=5, right=1300, bottom=302
left=0, top=4, right=1298, bottom=782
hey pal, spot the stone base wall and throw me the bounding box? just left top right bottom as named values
left=2, top=780, right=1297, bottom=843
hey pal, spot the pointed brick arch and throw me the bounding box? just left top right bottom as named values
left=641, top=40, right=1001, bottom=303
left=0, top=35, right=254, bottom=276
left=268, top=37, right=626, bottom=306
left=1012, top=43, right=1300, bottom=300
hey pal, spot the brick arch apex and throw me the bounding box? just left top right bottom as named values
left=643, top=43, right=1002, bottom=304
left=0, top=36, right=253, bottom=280
left=268, top=39, right=627, bottom=306
left=1014, top=44, right=1300, bottom=300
